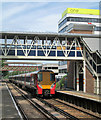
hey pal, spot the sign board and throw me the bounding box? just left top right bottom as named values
left=62, top=8, right=100, bottom=18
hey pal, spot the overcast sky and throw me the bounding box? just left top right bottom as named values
left=1, top=0, right=100, bottom=64
left=1, top=1, right=100, bottom=32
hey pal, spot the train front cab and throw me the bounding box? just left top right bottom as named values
left=37, top=71, right=56, bottom=97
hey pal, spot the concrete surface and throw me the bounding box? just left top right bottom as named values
left=0, top=80, right=21, bottom=119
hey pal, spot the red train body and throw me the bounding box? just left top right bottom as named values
left=9, top=70, right=56, bottom=97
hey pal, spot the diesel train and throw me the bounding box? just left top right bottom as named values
left=9, top=70, right=56, bottom=97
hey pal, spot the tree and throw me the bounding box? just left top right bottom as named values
left=1, top=60, right=8, bottom=78
left=56, top=75, right=68, bottom=90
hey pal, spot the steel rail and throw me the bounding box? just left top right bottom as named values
left=37, top=97, right=79, bottom=120
left=54, top=98, right=101, bottom=119
left=38, top=97, right=101, bottom=120
left=7, top=83, right=28, bottom=120
left=10, top=83, right=61, bottom=120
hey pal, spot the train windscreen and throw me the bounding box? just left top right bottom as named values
left=50, top=73, right=55, bottom=81
left=38, top=73, right=43, bottom=82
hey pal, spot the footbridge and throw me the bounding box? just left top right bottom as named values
left=1, top=62, right=42, bottom=71
left=1, top=65, right=38, bottom=71
left=0, top=32, right=99, bottom=60
left=0, top=32, right=101, bottom=94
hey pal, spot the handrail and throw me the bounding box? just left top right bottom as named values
left=81, top=37, right=101, bottom=59
left=81, top=37, right=101, bottom=77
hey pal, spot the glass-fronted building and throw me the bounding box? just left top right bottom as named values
left=58, top=8, right=100, bottom=34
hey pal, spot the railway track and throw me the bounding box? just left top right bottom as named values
left=7, top=82, right=101, bottom=120
left=7, top=83, right=66, bottom=120
left=38, top=98, right=101, bottom=120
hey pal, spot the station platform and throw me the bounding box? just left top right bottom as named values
left=57, top=90, right=101, bottom=102
left=0, top=80, right=22, bottom=119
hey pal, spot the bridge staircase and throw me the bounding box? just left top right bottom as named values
left=81, top=37, right=101, bottom=94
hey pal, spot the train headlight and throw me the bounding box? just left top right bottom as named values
left=50, top=82, right=55, bottom=89
left=38, top=83, right=42, bottom=88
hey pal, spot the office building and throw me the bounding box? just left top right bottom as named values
left=58, top=8, right=101, bottom=90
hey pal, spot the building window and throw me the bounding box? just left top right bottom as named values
left=59, top=26, right=68, bottom=33
left=58, top=61, right=67, bottom=66
left=94, top=27, right=101, bottom=31
left=59, top=25, right=101, bottom=33
left=58, top=18, right=67, bottom=28
left=58, top=17, right=101, bottom=28
left=59, top=69, right=67, bottom=73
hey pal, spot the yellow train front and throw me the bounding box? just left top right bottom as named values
left=36, top=70, right=56, bottom=97
left=9, top=70, right=56, bottom=97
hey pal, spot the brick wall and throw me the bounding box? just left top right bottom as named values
left=69, top=30, right=92, bottom=34
left=86, top=67, right=95, bottom=94
left=66, top=61, right=95, bottom=93
left=67, top=61, right=75, bottom=89
left=67, top=61, right=70, bottom=72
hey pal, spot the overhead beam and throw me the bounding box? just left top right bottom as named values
left=0, top=31, right=100, bottom=39
left=3, top=62, right=43, bottom=64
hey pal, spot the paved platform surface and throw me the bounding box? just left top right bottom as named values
left=0, top=80, right=21, bottom=119
left=57, top=90, right=101, bottom=102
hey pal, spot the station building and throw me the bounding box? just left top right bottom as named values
left=58, top=8, right=101, bottom=94
left=42, top=63, right=58, bottom=76
left=58, top=61, right=67, bottom=80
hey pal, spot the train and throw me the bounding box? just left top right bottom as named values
left=9, top=70, right=56, bottom=97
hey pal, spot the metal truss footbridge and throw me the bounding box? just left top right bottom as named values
left=0, top=31, right=99, bottom=61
